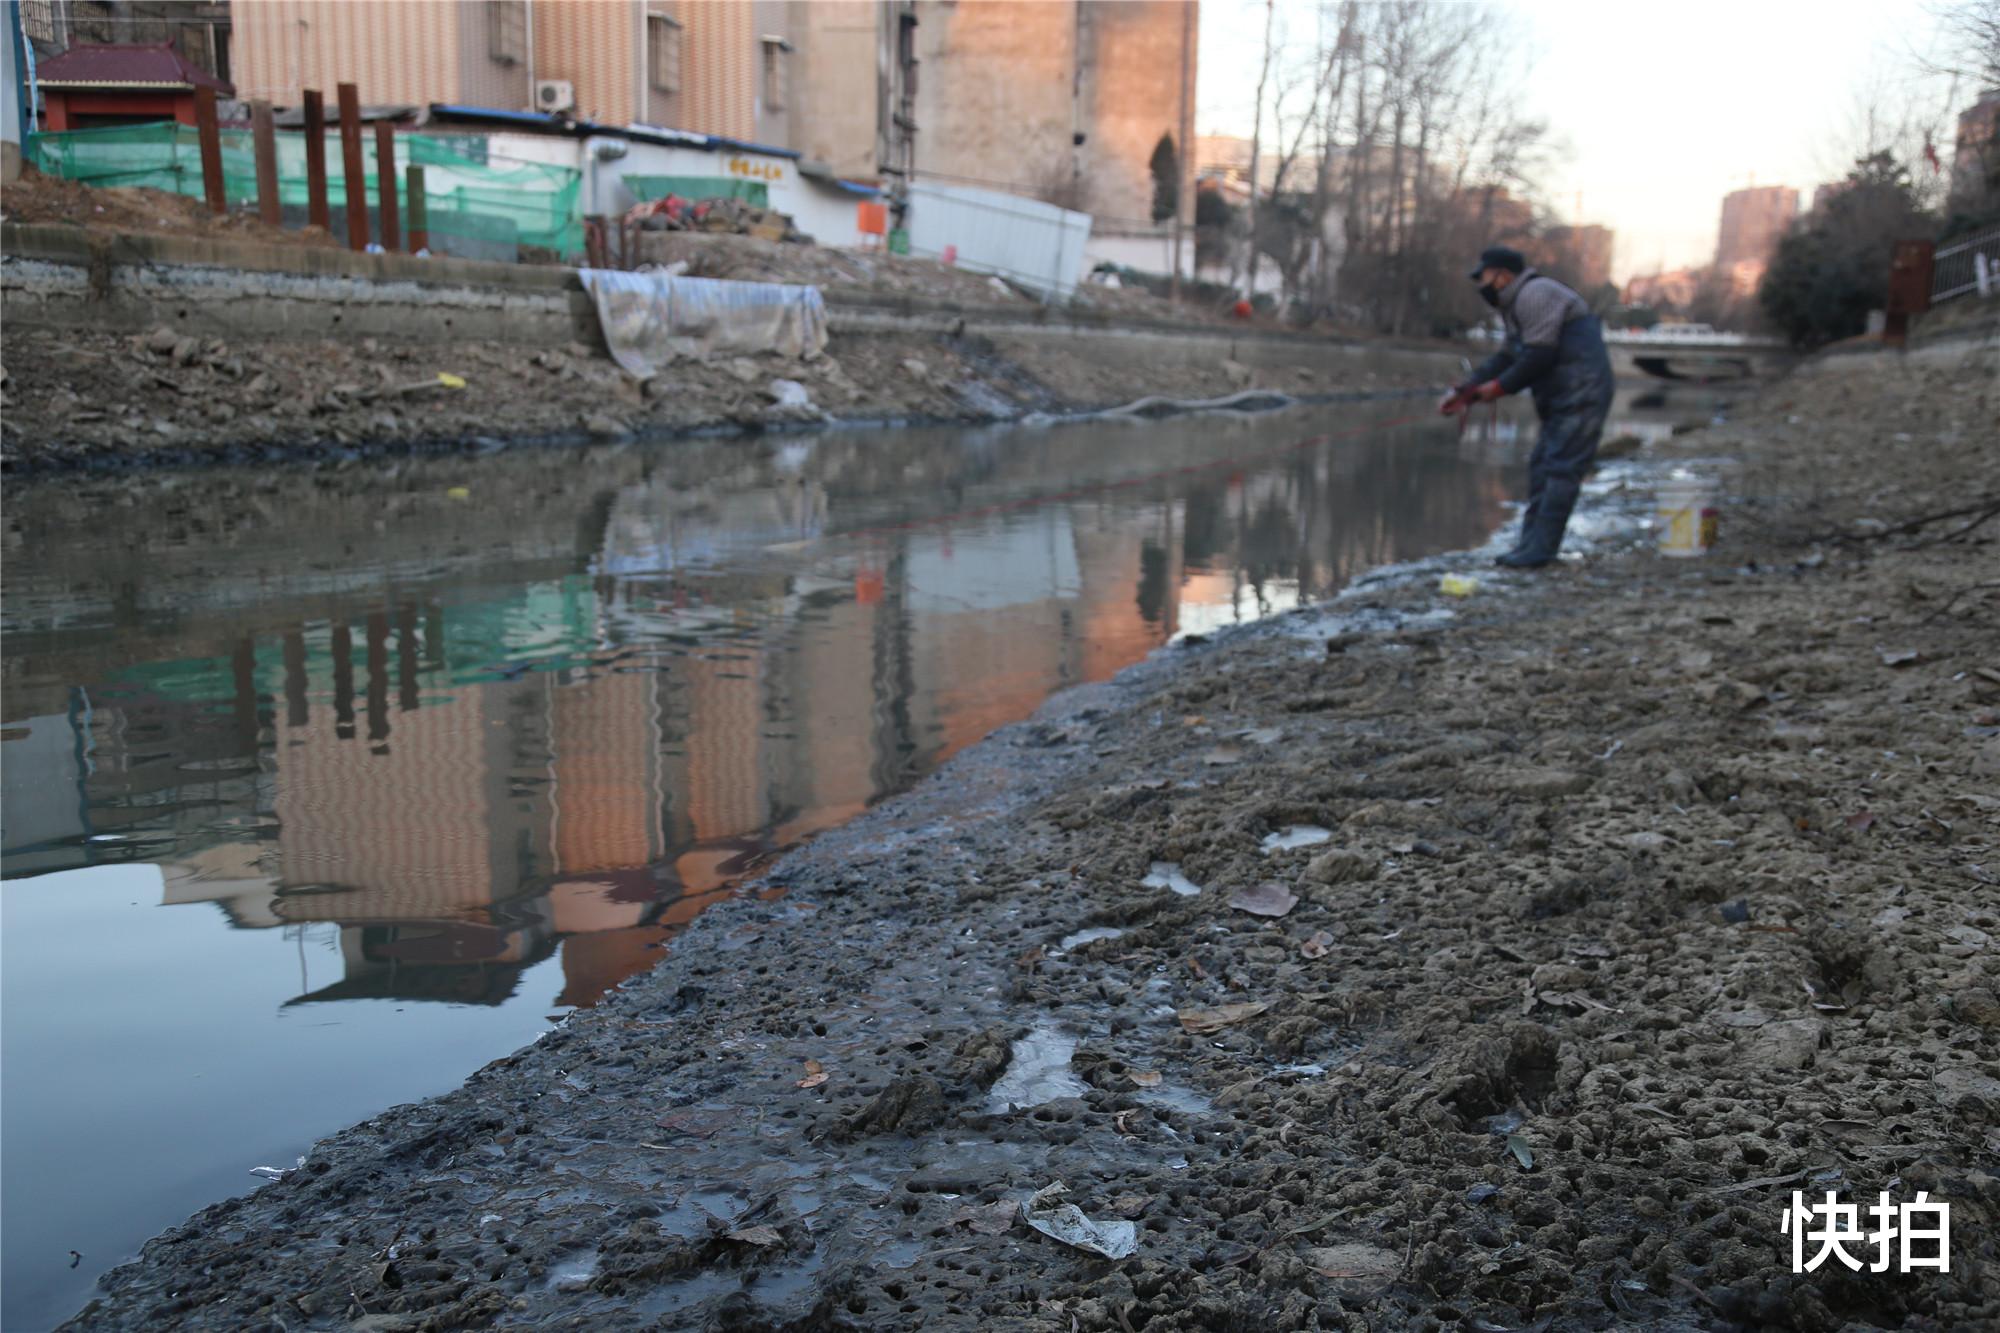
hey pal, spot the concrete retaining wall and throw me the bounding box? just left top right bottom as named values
left=1, top=222, right=1462, bottom=382
left=2, top=224, right=598, bottom=346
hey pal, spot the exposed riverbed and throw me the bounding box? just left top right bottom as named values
left=0, top=391, right=1733, bottom=1328
left=23, top=341, right=1998, bottom=1332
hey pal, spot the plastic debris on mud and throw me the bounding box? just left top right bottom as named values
left=1056, top=927, right=1125, bottom=951
left=1018, top=1181, right=1138, bottom=1260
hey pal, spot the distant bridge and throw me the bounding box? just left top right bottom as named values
left=1602, top=327, right=1794, bottom=381
left=1464, top=327, right=1799, bottom=381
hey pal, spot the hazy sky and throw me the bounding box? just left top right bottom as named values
left=1195, top=0, right=1958, bottom=282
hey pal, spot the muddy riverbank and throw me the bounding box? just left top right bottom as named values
left=57, top=337, right=2000, bottom=1331
left=0, top=319, right=1448, bottom=476
left=0, top=220, right=1455, bottom=477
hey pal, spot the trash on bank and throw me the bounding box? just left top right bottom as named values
left=248, top=1157, right=304, bottom=1181
left=1228, top=881, right=1299, bottom=917
left=1439, top=573, right=1479, bottom=597
left=436, top=372, right=466, bottom=389
left=1142, top=862, right=1202, bottom=896
left=1300, top=929, right=1334, bottom=958
left=767, top=378, right=814, bottom=410
left=1127, top=1070, right=1163, bottom=1088
left=1020, top=1181, right=1139, bottom=1260
left=1657, top=475, right=1718, bottom=557
left=796, top=1059, right=831, bottom=1089
left=1057, top=926, right=1125, bottom=951
left=1261, top=825, right=1332, bottom=854
left=1506, top=1134, right=1536, bottom=1171
left=948, top=1199, right=1019, bottom=1236
left=1177, top=1001, right=1269, bottom=1034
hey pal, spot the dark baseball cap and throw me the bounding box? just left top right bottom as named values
left=1467, top=245, right=1526, bottom=280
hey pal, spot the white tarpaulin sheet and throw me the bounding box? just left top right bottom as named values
left=579, top=268, right=829, bottom=376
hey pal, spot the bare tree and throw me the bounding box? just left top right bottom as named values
left=1243, top=0, right=1277, bottom=297
left=1205, top=1, right=1554, bottom=331
left=1921, top=0, right=2000, bottom=86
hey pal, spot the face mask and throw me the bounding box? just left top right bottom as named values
left=1477, top=281, right=1503, bottom=308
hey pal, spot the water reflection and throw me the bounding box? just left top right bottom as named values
left=3, top=403, right=1512, bottom=1325
left=4, top=407, right=1513, bottom=1007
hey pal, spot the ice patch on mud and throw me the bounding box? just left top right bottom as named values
left=1141, top=862, right=1203, bottom=896
left=544, top=1251, right=599, bottom=1291
left=1261, top=825, right=1332, bottom=853
left=986, top=1022, right=1088, bottom=1112
left=1134, top=1081, right=1214, bottom=1115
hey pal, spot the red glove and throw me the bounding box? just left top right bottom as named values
left=1470, top=380, right=1505, bottom=403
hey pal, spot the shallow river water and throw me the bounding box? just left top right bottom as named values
left=0, top=391, right=1705, bottom=1326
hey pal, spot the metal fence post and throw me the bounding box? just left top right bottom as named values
left=194, top=84, right=225, bottom=215
left=374, top=120, right=399, bottom=252
left=337, top=82, right=368, bottom=250
left=405, top=164, right=428, bottom=253
left=303, top=89, right=330, bottom=231
left=250, top=100, right=280, bottom=227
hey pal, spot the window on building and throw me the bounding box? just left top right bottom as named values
left=488, top=0, right=525, bottom=66
left=648, top=14, right=682, bottom=95
left=761, top=37, right=791, bottom=114
left=20, top=0, right=62, bottom=45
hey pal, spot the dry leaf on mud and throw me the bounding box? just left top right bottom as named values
left=1878, top=648, right=1922, bottom=667
left=1846, top=809, right=1877, bottom=832
left=1127, top=1070, right=1163, bottom=1088
left=796, top=1059, right=830, bottom=1089
left=1300, top=930, right=1334, bottom=959
left=726, top=1225, right=782, bottom=1246
left=947, top=1200, right=1019, bottom=1236
left=1228, top=881, right=1299, bottom=918
left=1709, top=1168, right=1815, bottom=1194
left=1538, top=990, right=1621, bottom=1014
left=1178, top=1001, right=1269, bottom=1034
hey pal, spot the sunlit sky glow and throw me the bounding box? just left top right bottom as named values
left=1196, top=0, right=1962, bottom=282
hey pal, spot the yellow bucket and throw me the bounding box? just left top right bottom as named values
left=1657, top=478, right=1718, bottom=557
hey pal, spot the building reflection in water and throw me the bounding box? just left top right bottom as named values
left=2, top=410, right=1512, bottom=1011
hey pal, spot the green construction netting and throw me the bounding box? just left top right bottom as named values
left=622, top=174, right=769, bottom=208
left=26, top=121, right=583, bottom=257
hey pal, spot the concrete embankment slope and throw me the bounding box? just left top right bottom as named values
left=59, top=339, right=1999, bottom=1331
left=1, top=223, right=1461, bottom=473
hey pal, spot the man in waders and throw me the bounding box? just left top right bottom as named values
left=1440, top=245, right=1615, bottom=568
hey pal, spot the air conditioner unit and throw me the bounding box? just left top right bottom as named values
left=535, top=80, right=575, bottom=114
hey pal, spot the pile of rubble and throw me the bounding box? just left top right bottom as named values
left=621, top=194, right=803, bottom=244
